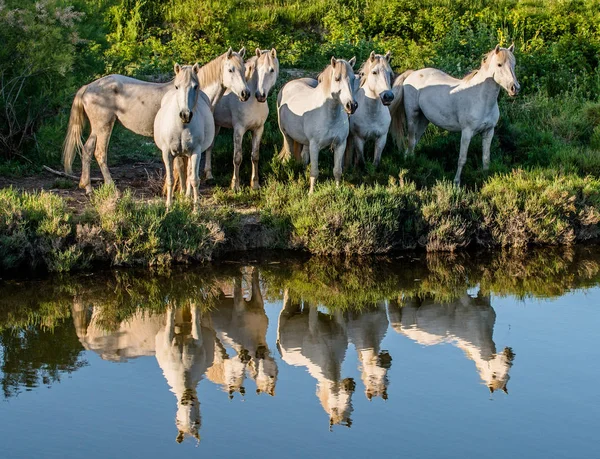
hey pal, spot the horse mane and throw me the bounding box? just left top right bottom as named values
left=462, top=47, right=515, bottom=82
left=358, top=54, right=393, bottom=87
left=197, top=51, right=243, bottom=88
left=245, top=55, right=259, bottom=79
left=317, top=64, right=331, bottom=89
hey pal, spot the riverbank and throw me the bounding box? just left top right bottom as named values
left=2, top=168, right=599, bottom=273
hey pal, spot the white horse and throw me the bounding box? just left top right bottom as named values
left=205, top=48, right=279, bottom=191
left=277, top=57, right=357, bottom=193
left=344, top=302, right=392, bottom=401
left=71, top=299, right=164, bottom=362
left=277, top=291, right=355, bottom=428
left=154, top=64, right=215, bottom=208
left=387, top=293, right=514, bottom=394
left=345, top=51, right=395, bottom=169
left=389, top=45, right=520, bottom=184
left=63, top=48, right=249, bottom=193
left=205, top=267, right=278, bottom=398
left=155, top=306, right=215, bottom=443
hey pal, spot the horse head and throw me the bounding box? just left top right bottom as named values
left=488, top=44, right=520, bottom=97
left=175, top=387, right=201, bottom=444
left=322, top=56, right=358, bottom=114
left=173, top=63, right=200, bottom=124
left=254, top=48, right=279, bottom=103
left=222, top=47, right=251, bottom=102
left=359, top=51, right=395, bottom=105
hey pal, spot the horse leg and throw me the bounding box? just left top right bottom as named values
left=481, top=128, right=494, bottom=171
left=93, top=118, right=116, bottom=188
left=231, top=127, right=245, bottom=192
left=164, top=305, right=175, bottom=346
left=189, top=151, right=201, bottom=209
left=204, top=125, right=220, bottom=182
left=333, top=141, right=345, bottom=187
left=301, top=145, right=310, bottom=165
left=191, top=304, right=202, bottom=345
left=373, top=134, right=387, bottom=168
left=406, top=112, right=428, bottom=158
left=309, top=141, right=320, bottom=194
left=344, top=135, right=354, bottom=171
left=454, top=129, right=474, bottom=186
left=79, top=133, right=97, bottom=194
left=162, top=150, right=174, bottom=209
left=250, top=125, right=264, bottom=190
left=353, top=136, right=366, bottom=168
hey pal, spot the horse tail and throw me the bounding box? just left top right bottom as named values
left=63, top=85, right=89, bottom=174
left=389, top=70, right=414, bottom=149
left=163, top=156, right=188, bottom=196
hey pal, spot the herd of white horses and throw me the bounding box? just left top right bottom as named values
left=72, top=267, right=514, bottom=442
left=63, top=44, right=520, bottom=203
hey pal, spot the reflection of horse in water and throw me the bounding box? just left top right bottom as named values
left=205, top=267, right=277, bottom=398
left=277, top=290, right=355, bottom=428
left=71, top=299, right=164, bottom=362
left=387, top=293, right=514, bottom=393
left=345, top=302, right=391, bottom=401
left=155, top=305, right=215, bottom=443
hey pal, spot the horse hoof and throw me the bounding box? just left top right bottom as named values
left=251, top=182, right=260, bottom=191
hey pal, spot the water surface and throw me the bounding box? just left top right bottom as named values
left=1, top=248, right=599, bottom=458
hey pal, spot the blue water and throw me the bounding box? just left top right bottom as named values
left=0, top=255, right=598, bottom=458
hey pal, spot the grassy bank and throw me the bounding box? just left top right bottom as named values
left=2, top=168, right=600, bottom=273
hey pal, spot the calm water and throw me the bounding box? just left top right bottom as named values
left=1, top=248, right=599, bottom=458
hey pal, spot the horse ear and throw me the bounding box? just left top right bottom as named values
left=271, top=48, right=277, bottom=58
left=494, top=44, right=500, bottom=54
left=384, top=51, right=392, bottom=63
left=369, top=50, right=376, bottom=61
left=331, top=56, right=337, bottom=67
left=192, top=63, right=200, bottom=74
left=508, top=43, right=515, bottom=53
left=348, top=56, right=356, bottom=68
left=255, top=47, right=261, bottom=57
left=174, top=63, right=181, bottom=74
left=226, top=47, right=233, bottom=58
left=239, top=47, right=246, bottom=58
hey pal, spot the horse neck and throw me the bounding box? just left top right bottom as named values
left=462, top=69, right=501, bottom=105
left=245, top=57, right=259, bottom=93
left=319, top=88, right=345, bottom=120
left=198, top=56, right=225, bottom=108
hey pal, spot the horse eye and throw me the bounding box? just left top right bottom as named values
left=269, top=68, right=274, bottom=73
left=229, top=68, right=234, bottom=73
left=175, top=85, right=179, bottom=90
left=372, top=70, right=378, bottom=75
left=497, top=63, right=502, bottom=67
left=335, top=75, right=341, bottom=82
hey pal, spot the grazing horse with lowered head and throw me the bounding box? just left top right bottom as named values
left=345, top=51, right=395, bottom=169
left=205, top=48, right=280, bottom=191
left=389, top=44, right=520, bottom=185
left=153, top=64, right=214, bottom=208
left=63, top=48, right=249, bottom=193
left=277, top=57, right=357, bottom=193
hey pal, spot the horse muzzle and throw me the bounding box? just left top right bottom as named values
left=179, top=110, right=193, bottom=124
left=240, top=89, right=251, bottom=102
left=380, top=90, right=394, bottom=106
left=508, top=83, right=520, bottom=97
left=255, top=91, right=267, bottom=103
left=345, top=101, right=358, bottom=115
